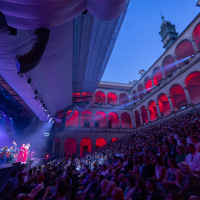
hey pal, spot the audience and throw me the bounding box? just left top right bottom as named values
left=2, top=109, right=200, bottom=199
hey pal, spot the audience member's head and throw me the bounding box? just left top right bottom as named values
left=146, top=178, right=157, bottom=193
left=101, top=179, right=109, bottom=193
left=10, top=170, right=17, bottom=178
left=111, top=188, right=124, bottom=200
left=56, top=178, right=68, bottom=199
left=106, top=182, right=117, bottom=197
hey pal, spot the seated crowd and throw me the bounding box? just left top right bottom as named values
left=2, top=109, right=200, bottom=200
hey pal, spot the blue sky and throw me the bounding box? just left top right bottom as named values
left=101, top=0, right=199, bottom=83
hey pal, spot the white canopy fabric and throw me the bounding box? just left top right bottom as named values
left=0, top=0, right=127, bottom=121
left=0, top=0, right=127, bottom=29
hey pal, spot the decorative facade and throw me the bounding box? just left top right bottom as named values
left=53, top=13, right=200, bottom=158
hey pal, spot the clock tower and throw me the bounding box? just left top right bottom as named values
left=159, top=15, right=179, bottom=50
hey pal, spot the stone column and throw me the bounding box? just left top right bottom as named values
left=168, top=96, right=175, bottom=112
left=131, top=118, right=135, bottom=129
left=76, top=142, right=80, bottom=158
left=93, top=116, right=95, bottom=128
left=119, top=116, right=122, bottom=128
left=117, top=95, right=120, bottom=105
left=191, top=40, right=199, bottom=54
left=184, top=87, right=192, bottom=105
left=139, top=113, right=143, bottom=125
left=106, top=115, right=109, bottom=128
left=92, top=141, right=96, bottom=152
left=161, top=68, right=166, bottom=79
left=105, top=94, right=107, bottom=104
left=79, top=113, right=81, bottom=127
left=146, top=109, right=151, bottom=123
left=143, top=85, right=146, bottom=95
left=93, top=94, right=95, bottom=104
left=136, top=92, right=139, bottom=99
left=173, top=56, right=179, bottom=68
left=151, top=78, right=155, bottom=87
left=156, top=103, right=161, bottom=117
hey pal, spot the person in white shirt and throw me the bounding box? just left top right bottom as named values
left=186, top=143, right=200, bottom=175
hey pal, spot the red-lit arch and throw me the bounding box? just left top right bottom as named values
left=95, top=91, right=106, bottom=104
left=175, top=39, right=195, bottom=67
left=111, top=138, right=117, bottom=142
left=152, top=67, right=163, bottom=85
left=185, top=71, right=200, bottom=104
left=157, top=93, right=171, bottom=116
left=96, top=138, right=107, bottom=150
left=137, top=84, right=144, bottom=99
left=134, top=110, right=141, bottom=127
left=169, top=84, right=187, bottom=110
left=108, top=112, right=119, bottom=128
left=162, top=55, right=177, bottom=77
left=95, top=111, right=106, bottom=128
left=80, top=138, right=92, bottom=157
left=64, top=138, right=76, bottom=159
left=144, top=76, right=153, bottom=92
left=141, top=106, right=148, bottom=124
left=121, top=112, right=132, bottom=128
left=81, top=110, right=93, bottom=127
left=193, top=23, right=200, bottom=51
left=119, top=93, right=129, bottom=105
left=107, top=92, right=118, bottom=105
left=148, top=100, right=158, bottom=121
left=65, top=110, right=79, bottom=127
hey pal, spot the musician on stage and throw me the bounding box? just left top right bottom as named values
left=12, top=141, right=17, bottom=153
left=23, top=143, right=30, bottom=163
left=17, top=144, right=25, bottom=162
left=9, top=147, right=14, bottom=164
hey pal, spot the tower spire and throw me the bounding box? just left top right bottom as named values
left=160, top=12, right=165, bottom=22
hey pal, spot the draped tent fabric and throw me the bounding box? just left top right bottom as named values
left=0, top=0, right=127, bottom=29
left=0, top=0, right=127, bottom=121
left=55, top=102, right=91, bottom=123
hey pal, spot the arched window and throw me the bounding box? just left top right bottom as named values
left=193, top=23, right=200, bottom=51
left=137, top=84, right=144, bottom=99
left=162, top=55, right=176, bottom=77
left=169, top=84, right=187, bottom=110
left=80, top=138, right=92, bottom=157
left=148, top=100, right=158, bottom=121
left=141, top=106, right=148, bottom=124
left=157, top=93, right=171, bottom=116
left=185, top=71, right=200, bottom=104
left=107, top=92, right=118, bottom=105
left=95, top=91, right=106, bottom=104
left=144, top=76, right=153, bottom=92
left=119, top=93, right=129, bottom=105
left=96, top=138, right=107, bottom=150
left=121, top=112, right=132, bottom=128
left=175, top=39, right=195, bottom=67
left=134, top=110, right=140, bottom=127
left=152, top=67, right=163, bottom=85
left=111, top=138, right=117, bottom=142
left=81, top=110, right=93, bottom=127
left=108, top=112, right=119, bottom=128
left=95, top=111, right=106, bottom=128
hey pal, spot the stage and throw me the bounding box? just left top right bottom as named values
left=0, top=157, right=55, bottom=190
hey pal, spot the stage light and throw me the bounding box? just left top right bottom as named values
left=40, top=100, right=43, bottom=103
left=34, top=96, right=38, bottom=101
left=46, top=155, right=49, bottom=158
left=27, top=78, right=31, bottom=84
left=34, top=90, right=38, bottom=95
left=48, top=114, right=50, bottom=116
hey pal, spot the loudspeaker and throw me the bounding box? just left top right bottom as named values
left=16, top=28, right=50, bottom=74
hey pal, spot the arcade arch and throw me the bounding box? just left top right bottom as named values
left=64, top=138, right=76, bottom=159
left=121, top=112, right=132, bottom=128
left=80, top=138, right=92, bottom=157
